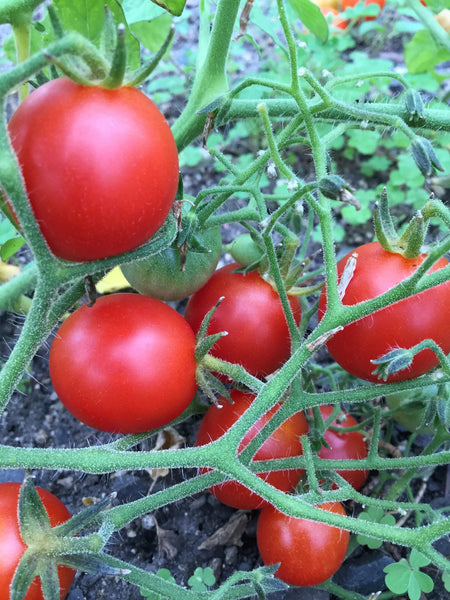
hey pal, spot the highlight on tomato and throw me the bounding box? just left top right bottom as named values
left=49, top=293, right=198, bottom=433
left=0, top=482, right=74, bottom=600
left=316, top=405, right=368, bottom=490
left=256, top=501, right=350, bottom=586
left=318, top=242, right=450, bottom=383
left=7, top=77, right=179, bottom=262
left=195, top=389, right=309, bottom=510
left=184, top=263, right=301, bottom=379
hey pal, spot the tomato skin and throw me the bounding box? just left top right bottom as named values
left=318, top=242, right=450, bottom=383
left=8, top=78, right=179, bottom=262
left=0, top=482, right=74, bottom=600
left=122, top=226, right=222, bottom=301
left=49, top=294, right=197, bottom=433
left=196, top=390, right=309, bottom=509
left=257, top=502, right=349, bottom=586
left=184, top=263, right=302, bottom=378
left=317, top=405, right=368, bottom=490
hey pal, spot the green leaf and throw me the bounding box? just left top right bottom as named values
left=409, top=549, right=431, bottom=569
left=120, top=0, right=166, bottom=23
left=287, top=0, right=329, bottom=44
left=347, top=129, right=380, bottom=155
left=130, top=14, right=172, bottom=53
left=413, top=571, right=434, bottom=594
left=384, top=559, right=411, bottom=594
left=404, top=29, right=450, bottom=75
left=442, top=570, right=450, bottom=592
left=149, top=0, right=186, bottom=17
left=0, top=235, right=25, bottom=261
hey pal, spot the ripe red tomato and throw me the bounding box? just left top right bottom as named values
left=49, top=293, right=197, bottom=433
left=196, top=390, right=309, bottom=509
left=184, top=263, right=301, bottom=378
left=0, top=482, right=74, bottom=600
left=8, top=78, right=179, bottom=262
left=316, top=405, right=368, bottom=490
left=318, top=242, right=450, bottom=382
left=257, top=501, right=349, bottom=586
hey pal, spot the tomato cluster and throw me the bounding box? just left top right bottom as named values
left=195, top=389, right=309, bottom=509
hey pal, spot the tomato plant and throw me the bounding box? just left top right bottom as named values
left=318, top=242, right=450, bottom=382
left=196, top=390, right=309, bottom=509
left=256, top=501, right=349, bottom=586
left=7, top=77, right=179, bottom=262
left=0, top=482, right=74, bottom=600
left=49, top=293, right=198, bottom=433
left=184, top=263, right=301, bottom=378
left=121, top=225, right=222, bottom=301
left=316, top=405, right=368, bottom=490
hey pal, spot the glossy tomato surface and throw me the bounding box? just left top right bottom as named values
left=196, top=390, right=308, bottom=509
left=122, top=226, right=222, bottom=301
left=184, top=263, right=301, bottom=378
left=318, top=242, right=450, bottom=382
left=317, top=405, right=368, bottom=490
left=8, top=78, right=179, bottom=261
left=0, top=482, right=74, bottom=600
left=257, top=501, right=349, bottom=586
left=49, top=294, right=197, bottom=433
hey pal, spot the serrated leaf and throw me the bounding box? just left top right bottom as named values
left=287, top=0, right=329, bottom=44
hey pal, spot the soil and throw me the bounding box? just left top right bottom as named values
left=0, top=3, right=449, bottom=600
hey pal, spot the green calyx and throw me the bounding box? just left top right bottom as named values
left=373, top=188, right=449, bottom=259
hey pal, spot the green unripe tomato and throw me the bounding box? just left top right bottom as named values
left=122, top=226, right=222, bottom=301
left=385, top=384, right=445, bottom=434
left=227, top=233, right=264, bottom=267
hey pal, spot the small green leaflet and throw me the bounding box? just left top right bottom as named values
left=287, top=0, right=329, bottom=44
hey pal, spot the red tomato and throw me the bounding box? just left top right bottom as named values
left=318, top=242, right=450, bottom=382
left=184, top=263, right=301, bottom=378
left=8, top=78, right=179, bottom=262
left=196, top=390, right=309, bottom=509
left=316, top=405, right=368, bottom=490
left=49, top=294, right=197, bottom=433
left=0, top=482, right=74, bottom=600
left=257, top=502, right=349, bottom=586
